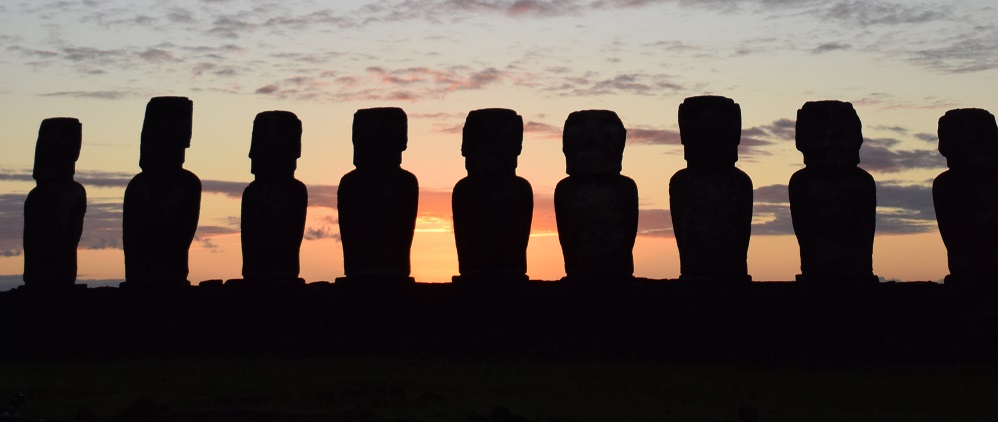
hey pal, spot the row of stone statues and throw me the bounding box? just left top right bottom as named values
left=20, top=96, right=998, bottom=290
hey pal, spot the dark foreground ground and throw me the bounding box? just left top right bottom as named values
left=1, top=281, right=997, bottom=421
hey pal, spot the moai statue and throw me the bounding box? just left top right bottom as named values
left=452, top=108, right=533, bottom=285
left=240, top=111, right=307, bottom=286
left=555, top=110, right=638, bottom=284
left=336, top=108, right=418, bottom=285
left=670, top=96, right=753, bottom=284
left=789, top=101, right=878, bottom=286
left=932, top=108, right=998, bottom=287
left=121, top=97, right=201, bottom=288
left=22, top=118, right=87, bottom=290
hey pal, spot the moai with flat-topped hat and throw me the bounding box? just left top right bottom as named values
left=239, top=111, right=307, bottom=286
left=670, top=96, right=753, bottom=284
left=452, top=108, right=533, bottom=285
left=121, top=96, right=201, bottom=288
left=22, top=118, right=87, bottom=290
left=555, top=110, right=638, bottom=284
left=932, top=108, right=998, bottom=287
left=336, top=107, right=418, bottom=285
left=789, top=100, right=878, bottom=286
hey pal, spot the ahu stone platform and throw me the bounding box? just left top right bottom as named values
left=1, top=281, right=995, bottom=366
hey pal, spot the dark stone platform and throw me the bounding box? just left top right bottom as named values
left=1, top=281, right=995, bottom=366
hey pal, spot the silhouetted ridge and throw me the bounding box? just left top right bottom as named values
left=933, top=108, right=998, bottom=287
left=670, top=96, right=753, bottom=284
left=556, top=110, right=638, bottom=284
left=22, top=117, right=86, bottom=290
left=337, top=107, right=418, bottom=286
left=790, top=100, right=878, bottom=286
left=452, top=108, right=533, bottom=285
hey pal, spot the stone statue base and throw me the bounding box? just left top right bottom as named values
left=451, top=274, right=529, bottom=285
left=943, top=274, right=998, bottom=288
left=678, top=274, right=752, bottom=285
left=335, top=276, right=415, bottom=287
left=795, top=273, right=879, bottom=286
left=560, top=275, right=635, bottom=285
left=224, top=278, right=306, bottom=288
left=14, top=283, right=88, bottom=292
left=119, top=278, right=192, bottom=289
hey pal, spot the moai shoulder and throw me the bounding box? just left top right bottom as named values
left=452, top=108, right=533, bottom=285
left=122, top=96, right=201, bottom=289
left=789, top=100, right=877, bottom=286
left=239, top=110, right=308, bottom=286
left=22, top=117, right=87, bottom=290
left=669, top=96, right=753, bottom=284
left=554, top=110, right=638, bottom=283
left=336, top=107, right=418, bottom=286
left=932, top=108, right=998, bottom=286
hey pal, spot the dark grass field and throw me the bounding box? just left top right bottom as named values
left=2, top=282, right=997, bottom=421
left=4, top=358, right=998, bottom=421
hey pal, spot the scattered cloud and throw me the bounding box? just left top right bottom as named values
left=914, top=132, right=938, bottom=143
left=254, top=84, right=279, bottom=94
left=812, top=42, right=851, bottom=54
left=627, top=128, right=681, bottom=145
left=553, top=72, right=684, bottom=97
left=909, top=36, right=998, bottom=73
left=861, top=137, right=945, bottom=173
left=751, top=181, right=937, bottom=236
left=304, top=226, right=340, bottom=241
left=818, top=2, right=948, bottom=26
left=41, top=90, right=131, bottom=100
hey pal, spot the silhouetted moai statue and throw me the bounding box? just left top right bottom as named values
left=240, top=111, right=307, bottom=286
left=933, top=108, right=998, bottom=287
left=121, top=97, right=201, bottom=288
left=670, top=96, right=753, bottom=284
left=555, top=110, right=638, bottom=284
left=452, top=108, right=533, bottom=285
left=337, top=108, right=418, bottom=285
left=789, top=101, right=878, bottom=285
left=22, top=118, right=87, bottom=290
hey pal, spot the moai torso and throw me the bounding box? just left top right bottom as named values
left=789, top=101, right=877, bottom=285
left=554, top=110, right=638, bottom=283
left=669, top=96, right=753, bottom=283
left=932, top=108, right=998, bottom=286
left=337, top=107, right=418, bottom=285
left=241, top=111, right=307, bottom=285
left=122, top=97, right=201, bottom=288
left=452, top=108, right=533, bottom=284
left=23, top=118, right=87, bottom=289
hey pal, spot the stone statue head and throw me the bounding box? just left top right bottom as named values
left=352, top=107, right=407, bottom=169
left=462, top=108, right=523, bottom=175
left=139, top=96, right=193, bottom=171
left=678, top=95, right=741, bottom=167
left=33, top=118, right=82, bottom=181
left=938, top=108, right=998, bottom=169
left=250, top=110, right=302, bottom=177
left=563, top=110, right=626, bottom=175
left=795, top=100, right=863, bottom=167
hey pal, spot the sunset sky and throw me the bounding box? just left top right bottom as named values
left=0, top=0, right=996, bottom=289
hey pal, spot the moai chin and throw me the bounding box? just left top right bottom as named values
left=555, top=110, right=638, bottom=284
left=669, top=96, right=753, bottom=284
left=239, top=111, right=307, bottom=286
left=336, top=107, right=418, bottom=286
left=22, top=118, right=87, bottom=290
left=122, top=96, right=201, bottom=288
left=789, top=100, right=878, bottom=286
left=452, top=108, right=533, bottom=285
left=932, top=108, right=998, bottom=287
